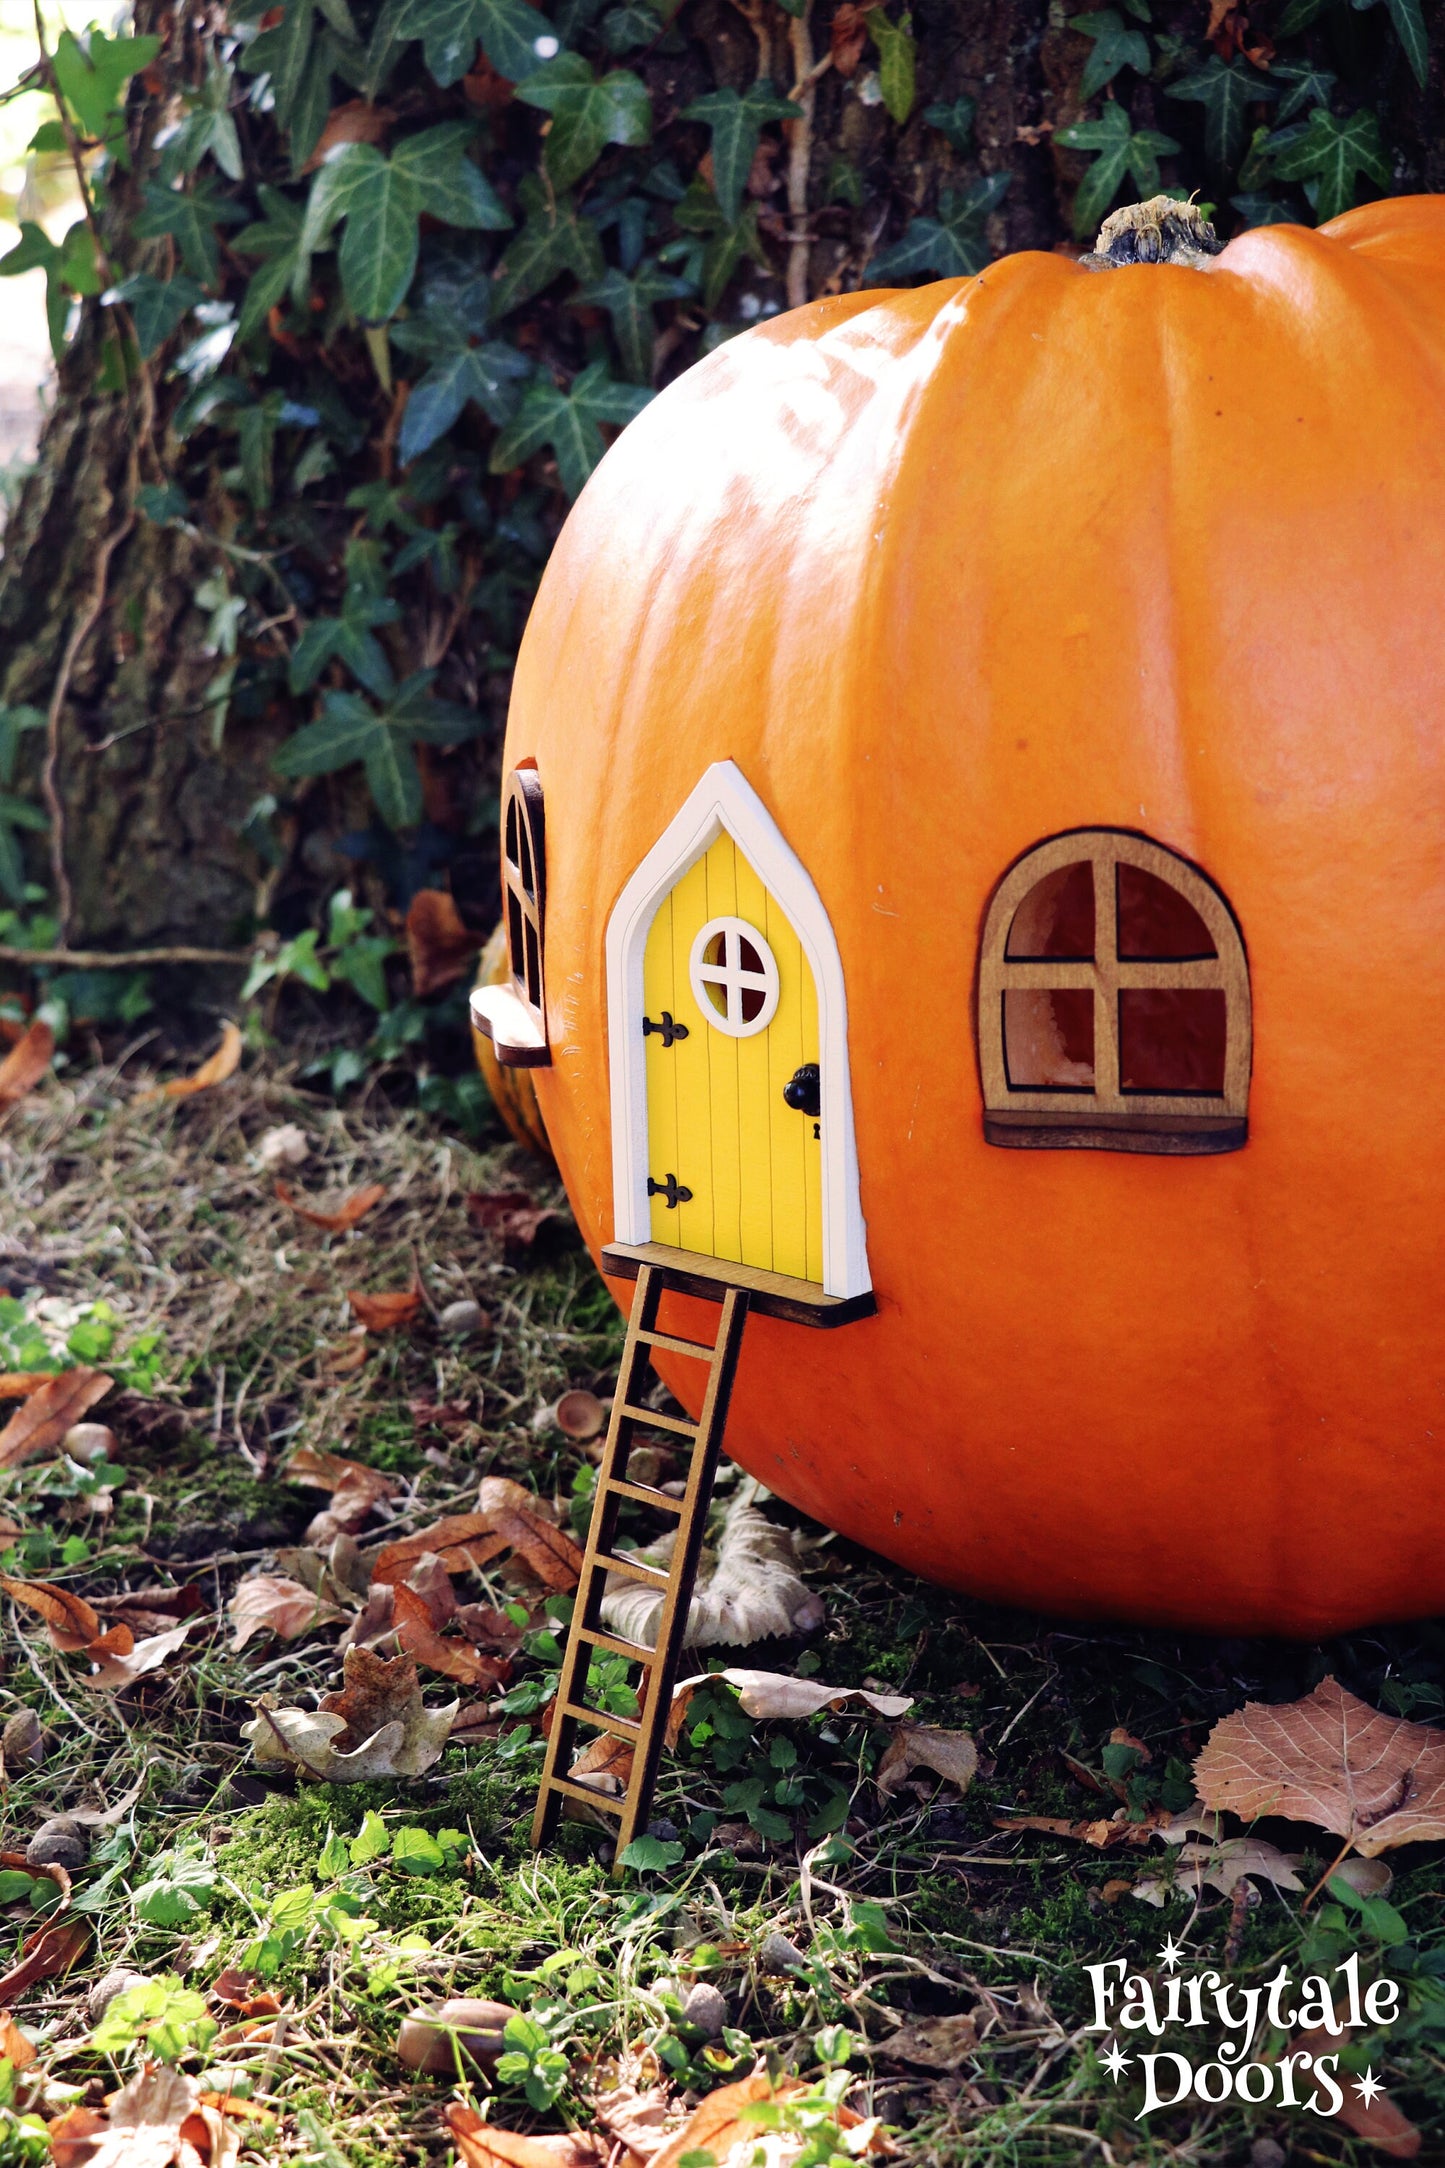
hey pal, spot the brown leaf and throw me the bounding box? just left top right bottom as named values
left=347, top=1281, right=424, bottom=1333
left=1194, top=1677, right=1445, bottom=1856
left=0, top=1916, right=87, bottom=2003
left=285, top=1446, right=398, bottom=1545
left=0, top=2008, right=34, bottom=2069
left=406, top=890, right=482, bottom=998
left=0, top=1373, right=57, bottom=1400
left=47, top=2106, right=107, bottom=2168
left=649, top=2072, right=811, bottom=2168
left=445, top=2105, right=603, bottom=2167
left=137, top=1022, right=243, bottom=1103
left=229, top=1575, right=350, bottom=1651
left=58, top=2062, right=199, bottom=2168
left=88, top=1617, right=202, bottom=1689
left=0, top=1369, right=112, bottom=1470
left=372, top=1514, right=510, bottom=1586
left=0, top=1574, right=101, bottom=1651
left=275, top=1180, right=386, bottom=1231
left=873, top=2012, right=978, bottom=2071
left=0, top=1021, right=53, bottom=1112
left=242, top=1646, right=456, bottom=1782
left=300, top=97, right=394, bottom=171
left=994, top=1809, right=1168, bottom=1850
left=90, top=1585, right=206, bottom=1637
left=465, top=1191, right=565, bottom=1256
left=1293, top=2029, right=1421, bottom=2157
left=830, top=0, right=869, bottom=75
left=1174, top=1835, right=1304, bottom=1897
left=876, top=1722, right=978, bottom=1799
left=462, top=53, right=515, bottom=106
left=489, top=1506, right=583, bottom=1592
left=672, top=1668, right=913, bottom=1723
left=393, top=1582, right=510, bottom=1689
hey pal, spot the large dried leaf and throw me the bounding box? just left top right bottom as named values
left=872, top=2013, right=979, bottom=2071
left=0, top=1915, right=87, bottom=2003
left=648, top=2071, right=875, bottom=2168
left=276, top=1180, right=386, bottom=1231
left=478, top=1476, right=583, bottom=1590
left=406, top=889, right=482, bottom=998
left=53, top=2063, right=199, bottom=2168
left=393, top=1581, right=510, bottom=1688
left=372, top=1514, right=510, bottom=1585
left=1194, top=1677, right=1445, bottom=1856
left=285, top=1445, right=398, bottom=1546
left=89, top=1618, right=203, bottom=1690
left=446, top=2104, right=604, bottom=2166
left=674, top=1668, right=914, bottom=1723
left=465, top=1190, right=565, bottom=1257
left=601, top=1499, right=822, bottom=1650
left=229, top=1575, right=350, bottom=1651
left=1174, top=1835, right=1304, bottom=1897
left=0, top=1368, right=112, bottom=1470
left=241, top=1647, right=456, bottom=1781
left=139, top=1023, right=243, bottom=1104
left=0, top=1372, right=56, bottom=1399
left=0, top=1020, right=53, bottom=1112
left=1293, top=2028, right=1421, bottom=2157
left=876, top=1723, right=978, bottom=1799
left=1, top=1573, right=102, bottom=1650
left=347, top=1281, right=424, bottom=1332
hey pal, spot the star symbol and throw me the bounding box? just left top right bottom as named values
left=1157, top=1934, right=1186, bottom=1972
left=1100, top=2040, right=1132, bottom=2082
left=1353, top=2069, right=1384, bottom=2107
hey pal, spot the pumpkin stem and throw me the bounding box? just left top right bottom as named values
left=1086, top=196, right=1224, bottom=270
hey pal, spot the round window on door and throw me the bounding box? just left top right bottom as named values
left=689, top=917, right=781, bottom=1037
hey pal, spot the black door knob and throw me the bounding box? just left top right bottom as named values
left=783, top=1063, right=820, bottom=1118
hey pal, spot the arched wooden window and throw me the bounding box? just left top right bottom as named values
left=470, top=764, right=550, bottom=1066
left=978, top=832, right=1250, bottom=1154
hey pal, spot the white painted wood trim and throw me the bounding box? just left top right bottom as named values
left=605, top=760, right=871, bottom=1300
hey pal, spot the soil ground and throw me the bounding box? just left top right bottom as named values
left=0, top=1055, right=1442, bottom=2166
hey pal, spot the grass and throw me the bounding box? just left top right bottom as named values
left=0, top=1054, right=1442, bottom=2165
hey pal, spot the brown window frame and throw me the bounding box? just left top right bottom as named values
left=977, top=830, right=1251, bottom=1155
left=503, top=764, right=547, bottom=1040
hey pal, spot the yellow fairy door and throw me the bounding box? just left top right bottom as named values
left=642, top=833, right=824, bottom=1282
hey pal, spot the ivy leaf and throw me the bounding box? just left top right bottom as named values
left=394, top=334, right=531, bottom=460
left=867, top=173, right=1011, bottom=281
left=865, top=8, right=916, bottom=123
left=574, top=259, right=691, bottom=381
left=682, top=82, right=800, bottom=223
left=389, top=121, right=511, bottom=228
left=134, top=176, right=246, bottom=286
left=51, top=27, right=159, bottom=138
left=1069, top=9, right=1151, bottom=100
left=288, top=590, right=401, bottom=696
left=1056, top=105, right=1179, bottom=236
left=106, top=270, right=204, bottom=356
left=233, top=185, right=306, bottom=339
left=490, top=360, right=652, bottom=497
left=1270, top=104, right=1390, bottom=221
left=1382, top=0, right=1428, bottom=87
left=389, top=0, right=561, bottom=89
left=0, top=220, right=77, bottom=358
left=274, top=674, right=481, bottom=829
left=1166, top=54, right=1277, bottom=171
left=1230, top=191, right=1304, bottom=226
left=300, top=141, right=424, bottom=322
left=514, top=56, right=651, bottom=191
left=1275, top=0, right=1326, bottom=24
left=490, top=175, right=604, bottom=317
left=1268, top=57, right=1336, bottom=123
left=161, top=56, right=246, bottom=182
left=922, top=94, right=975, bottom=151
left=240, top=0, right=316, bottom=136
left=0, top=707, right=46, bottom=909
left=670, top=178, right=768, bottom=307
left=601, top=3, right=662, bottom=52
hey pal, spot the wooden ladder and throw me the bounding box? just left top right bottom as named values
left=531, top=1262, right=750, bottom=1866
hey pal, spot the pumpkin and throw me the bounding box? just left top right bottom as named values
left=505, top=196, right=1445, bottom=1636
left=472, top=925, right=552, bottom=1161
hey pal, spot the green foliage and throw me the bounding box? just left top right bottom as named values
left=868, top=176, right=1011, bottom=281
left=91, top=1975, right=219, bottom=2063
left=1069, top=10, right=1150, bottom=101
left=682, top=84, right=801, bottom=223
left=864, top=9, right=915, bottom=125
left=1056, top=106, right=1180, bottom=236
left=495, top=2010, right=572, bottom=2110
left=132, top=1846, right=217, bottom=1928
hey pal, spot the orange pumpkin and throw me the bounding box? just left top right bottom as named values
left=503, top=197, right=1445, bottom=1636
left=472, top=925, right=552, bottom=1161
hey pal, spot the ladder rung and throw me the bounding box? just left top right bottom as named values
left=618, top=1405, right=696, bottom=1437
left=575, top=1623, right=656, bottom=1664
left=561, top=1701, right=642, bottom=1741
left=605, top=1477, right=684, bottom=1513
left=636, top=1328, right=717, bottom=1360
left=596, top=1550, right=671, bottom=1589
left=543, top=1775, right=626, bottom=1815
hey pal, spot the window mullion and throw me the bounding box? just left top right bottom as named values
left=1093, top=852, right=1120, bottom=1104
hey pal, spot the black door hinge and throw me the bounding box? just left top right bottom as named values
left=647, top=1173, right=693, bottom=1209
left=643, top=1011, right=689, bottom=1047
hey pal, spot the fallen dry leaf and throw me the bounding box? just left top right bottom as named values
left=90, top=1585, right=206, bottom=1637
left=393, top=1581, right=511, bottom=1689
left=88, top=1617, right=204, bottom=1690
left=0, top=1915, right=87, bottom=2003
left=1174, top=1835, right=1304, bottom=1898
left=52, top=2062, right=200, bottom=2168
left=229, top=1575, right=350, bottom=1651
left=479, top=1475, right=584, bottom=1591
left=0, top=1574, right=102, bottom=1651
left=276, top=1180, right=386, bottom=1231
left=285, top=1445, right=399, bottom=1545
left=0, top=2009, right=34, bottom=2069
left=0, top=1373, right=56, bottom=1399
left=347, top=1281, right=424, bottom=1333
left=603, top=1500, right=823, bottom=1650
left=1194, top=1677, right=1445, bottom=1856
left=137, top=1021, right=243, bottom=1103
left=995, top=1809, right=1168, bottom=1851
left=242, top=1646, right=456, bottom=1781
left=876, top=1722, right=979, bottom=1799
left=0, top=1020, right=53, bottom=1112
left=673, top=1668, right=914, bottom=1723
left=0, top=1368, right=112, bottom=1470
left=301, top=96, right=394, bottom=171
left=830, top=0, right=869, bottom=76
left=445, top=2103, right=603, bottom=2167
left=465, top=1190, right=565, bottom=1258
left=372, top=1514, right=510, bottom=1585
left=406, top=889, right=482, bottom=998
left=1292, top=2027, right=1421, bottom=2157
left=648, top=2068, right=892, bottom=2168
left=872, top=2012, right=979, bottom=2071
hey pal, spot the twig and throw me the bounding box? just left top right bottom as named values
left=31, top=0, right=111, bottom=284
left=0, top=942, right=252, bottom=968
left=785, top=3, right=816, bottom=310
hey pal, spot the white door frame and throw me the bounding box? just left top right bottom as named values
left=605, top=760, right=871, bottom=1300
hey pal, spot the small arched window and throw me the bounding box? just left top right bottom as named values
left=470, top=764, right=550, bottom=1067
left=977, top=832, right=1250, bottom=1154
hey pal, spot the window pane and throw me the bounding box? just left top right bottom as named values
left=1119, top=989, right=1226, bottom=1094
left=1117, top=864, right=1215, bottom=959
left=1006, top=861, right=1094, bottom=959
left=1003, top=989, right=1095, bottom=1090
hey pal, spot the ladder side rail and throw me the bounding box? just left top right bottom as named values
left=613, top=1285, right=751, bottom=1858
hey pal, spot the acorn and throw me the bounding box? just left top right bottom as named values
left=396, top=1998, right=517, bottom=2076
left=26, top=1815, right=88, bottom=1871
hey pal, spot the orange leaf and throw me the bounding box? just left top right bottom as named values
left=393, top=1582, right=510, bottom=1689
left=0, top=1374, right=56, bottom=1400
left=0, top=1916, right=87, bottom=2004
left=0, top=2008, right=34, bottom=2069
left=445, top=2104, right=603, bottom=2167
left=0, top=1367, right=113, bottom=1471
left=372, top=1515, right=510, bottom=1586
left=137, top=1021, right=243, bottom=1103
left=649, top=2072, right=809, bottom=2168
left=406, top=890, right=483, bottom=999
left=347, top=1281, right=424, bottom=1333
left=276, top=1180, right=387, bottom=1231
left=0, top=1573, right=102, bottom=1652
left=0, top=1021, right=53, bottom=1112
left=300, top=97, right=394, bottom=171
left=89, top=1617, right=202, bottom=1689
